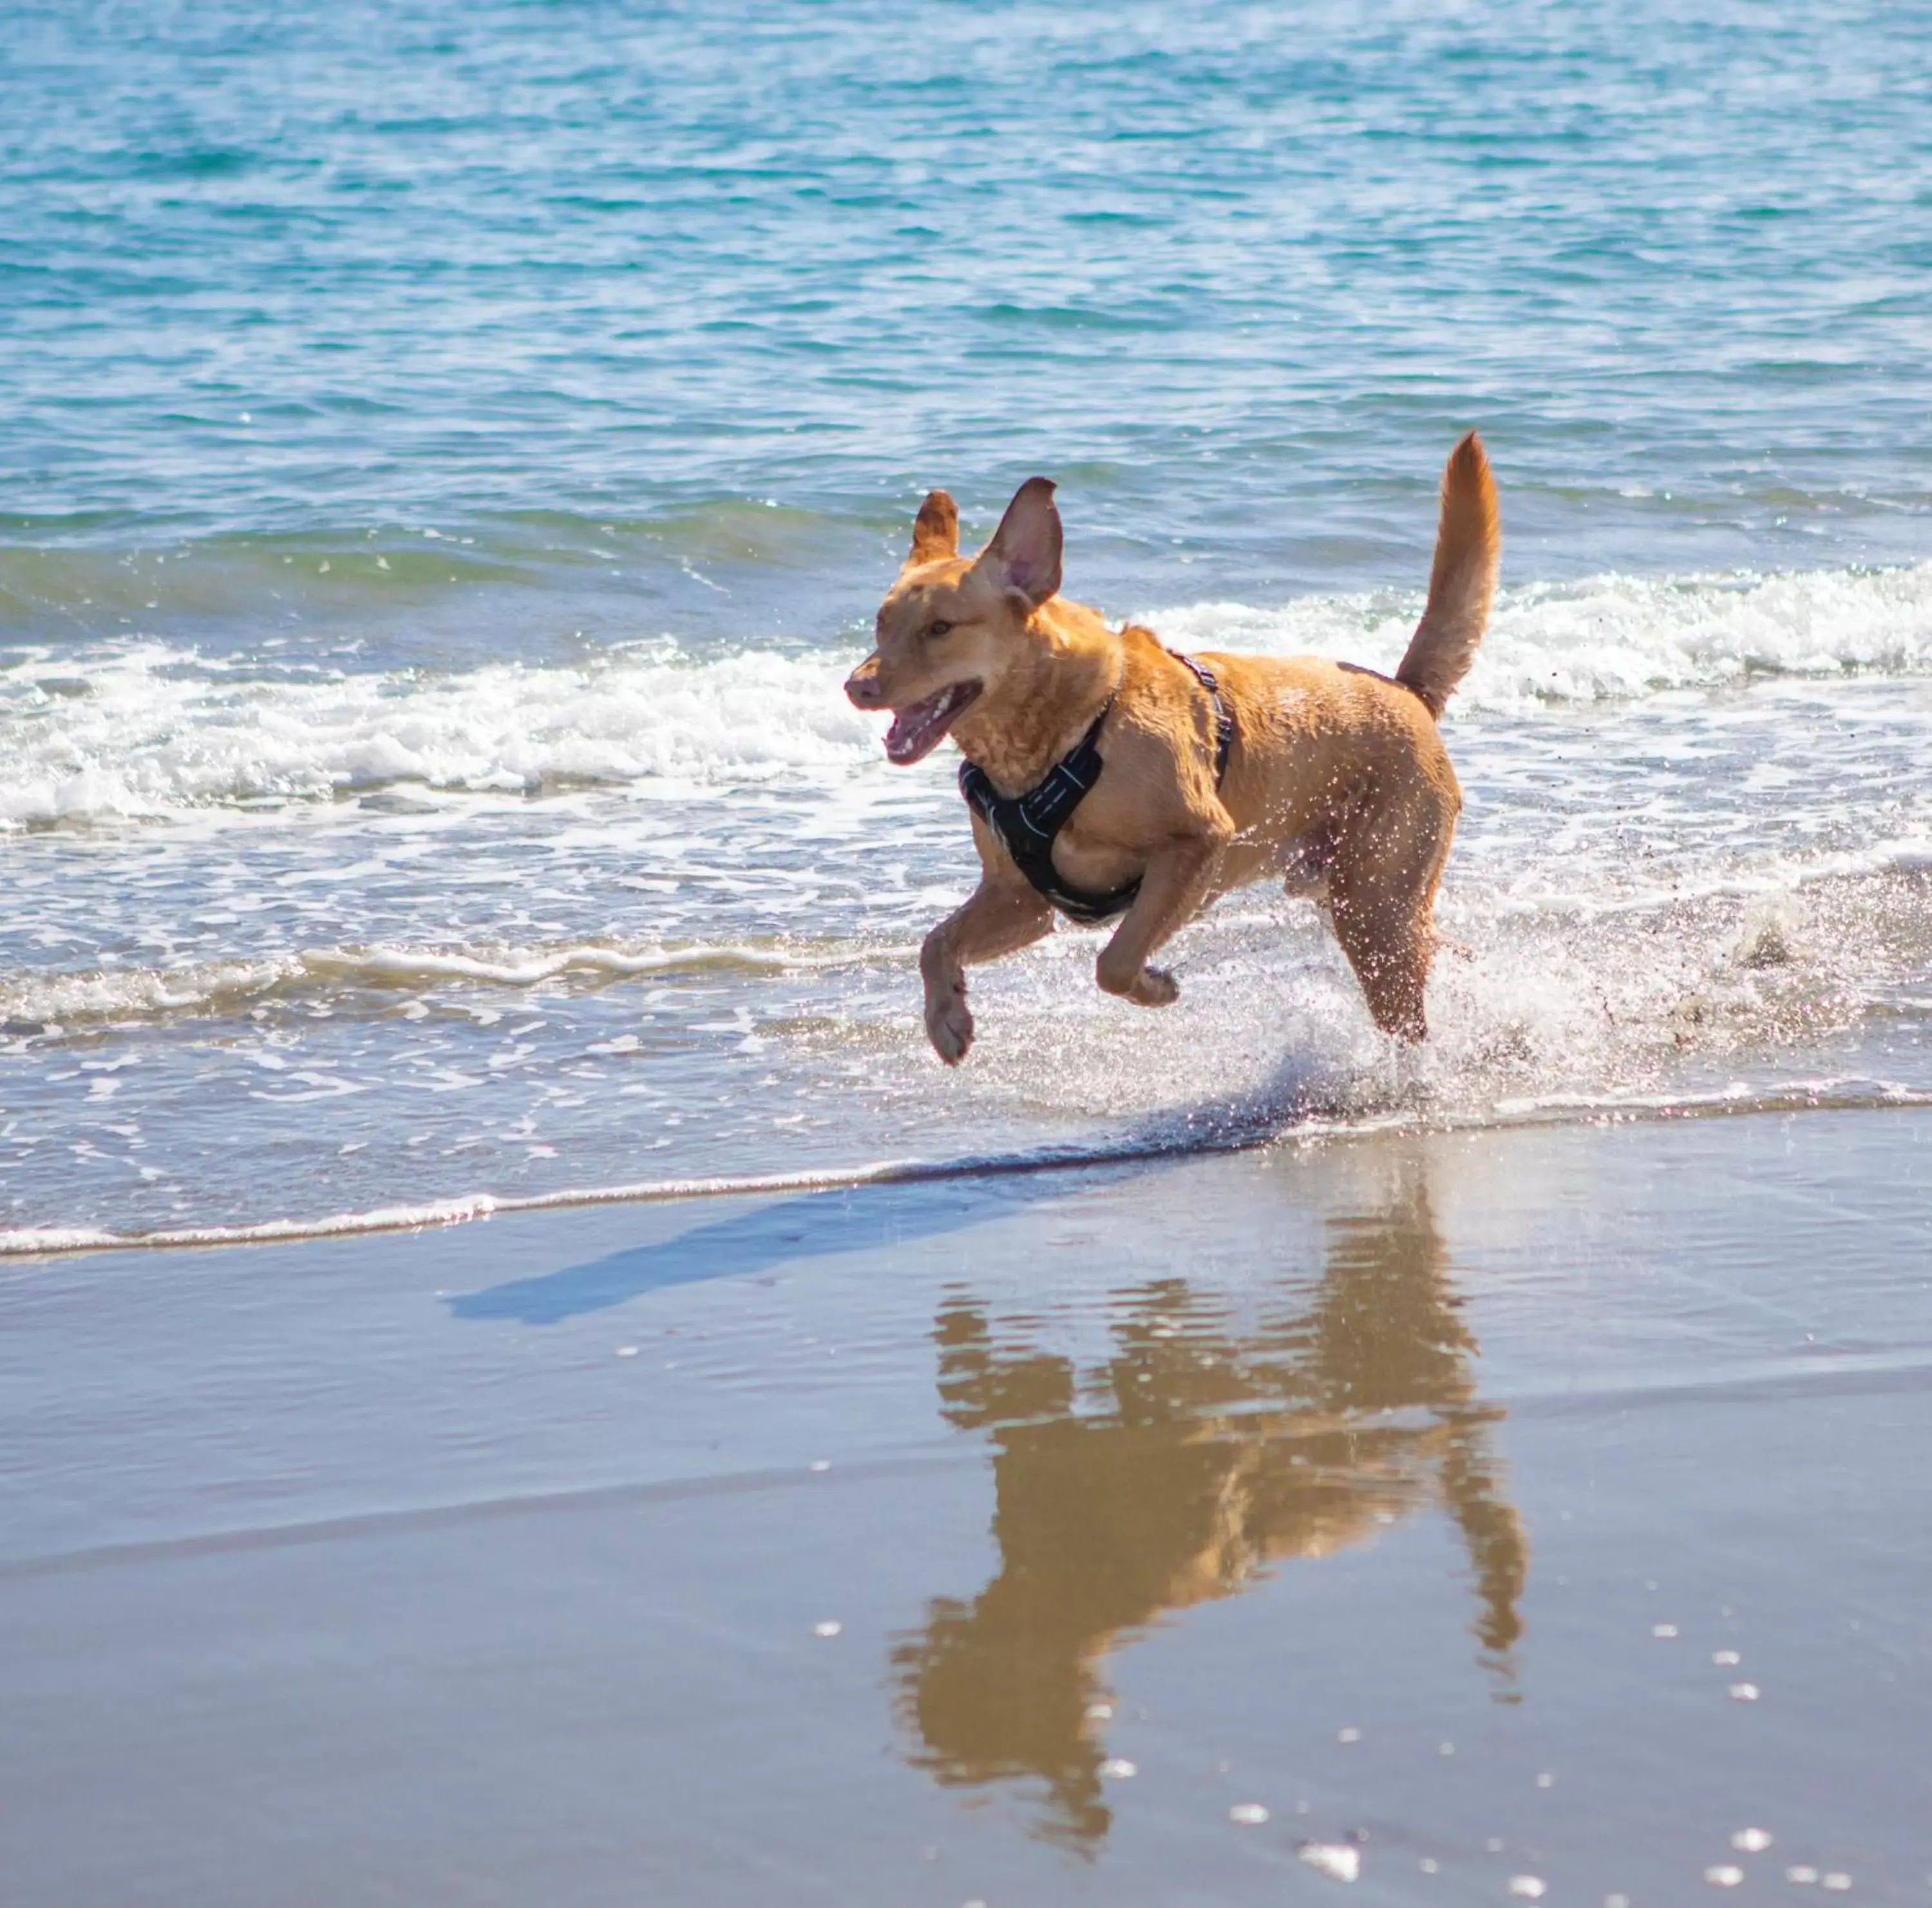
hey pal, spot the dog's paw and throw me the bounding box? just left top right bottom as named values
left=1131, top=964, right=1179, bottom=1007
left=1104, top=962, right=1177, bottom=1008
left=926, top=984, right=975, bottom=1065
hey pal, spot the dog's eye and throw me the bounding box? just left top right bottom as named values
left=927, top=619, right=953, bottom=638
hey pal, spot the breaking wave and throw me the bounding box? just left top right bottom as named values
left=0, top=642, right=875, bottom=826
left=3, top=559, right=1928, bottom=827
left=1156, top=559, right=1932, bottom=709
left=0, top=937, right=890, bottom=1032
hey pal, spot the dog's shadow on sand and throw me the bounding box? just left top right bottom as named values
left=446, top=1161, right=1132, bottom=1326
left=445, top=1054, right=1391, bottom=1328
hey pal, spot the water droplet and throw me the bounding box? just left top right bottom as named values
left=1821, top=1876, right=1852, bottom=1893
left=1419, top=1858, right=1439, bottom=1874
left=1705, top=1865, right=1746, bottom=1888
left=1607, top=1896, right=1633, bottom=1908
left=1229, top=1803, right=1269, bottom=1826
left=1728, top=1682, right=1761, bottom=1702
left=1439, top=1741, right=1456, bottom=1756
left=1298, top=1842, right=1361, bottom=1883
left=1100, top=1757, right=1137, bottom=1780
left=1713, top=1650, right=1741, bottom=1666
left=1786, top=1867, right=1819, bottom=1885
left=808, top=1459, right=831, bottom=1473
left=1732, top=1829, right=1773, bottom=1853
left=1509, top=1878, right=1547, bottom=1900
left=1084, top=1701, right=1114, bottom=1721
left=813, top=1620, right=842, bottom=1638
left=1653, top=1623, right=1680, bottom=1638
left=1338, top=1726, right=1361, bottom=1743
left=1535, top=1771, right=1555, bottom=1789
left=616, top=1345, right=639, bottom=1358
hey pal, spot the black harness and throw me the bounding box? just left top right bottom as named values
left=956, top=653, right=1235, bottom=925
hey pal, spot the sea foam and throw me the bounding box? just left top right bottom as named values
left=0, top=937, right=889, bottom=1030
left=1153, top=560, right=1932, bottom=711
left=3, top=560, right=1928, bottom=828
left=0, top=643, right=874, bottom=827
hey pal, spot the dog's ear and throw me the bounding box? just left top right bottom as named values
left=906, top=490, right=959, bottom=567
left=978, top=477, right=1062, bottom=609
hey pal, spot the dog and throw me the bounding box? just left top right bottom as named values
left=844, top=434, right=1500, bottom=1064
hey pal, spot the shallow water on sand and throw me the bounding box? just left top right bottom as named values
left=5, top=1113, right=1931, bottom=1903
left=5, top=0, right=1932, bottom=1244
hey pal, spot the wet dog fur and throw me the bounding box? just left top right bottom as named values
left=844, top=434, right=1501, bottom=1064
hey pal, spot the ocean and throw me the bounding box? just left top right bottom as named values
left=5, top=0, right=1931, bottom=1248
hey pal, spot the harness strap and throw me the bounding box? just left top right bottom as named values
left=1170, top=651, right=1235, bottom=783
left=958, top=651, right=1235, bottom=925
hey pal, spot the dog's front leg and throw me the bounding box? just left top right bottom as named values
left=920, top=879, right=1054, bottom=1064
left=1095, top=832, right=1226, bottom=1007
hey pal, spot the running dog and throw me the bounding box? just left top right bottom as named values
left=844, top=434, right=1500, bottom=1064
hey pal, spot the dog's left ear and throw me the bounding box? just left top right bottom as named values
left=906, top=490, right=959, bottom=566
left=978, top=477, right=1062, bottom=609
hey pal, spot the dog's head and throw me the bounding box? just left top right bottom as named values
left=845, top=478, right=1063, bottom=765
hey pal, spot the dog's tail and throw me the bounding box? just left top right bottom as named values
left=1394, top=432, right=1500, bottom=720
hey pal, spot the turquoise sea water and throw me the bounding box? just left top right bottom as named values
left=4, top=1, right=1932, bottom=1243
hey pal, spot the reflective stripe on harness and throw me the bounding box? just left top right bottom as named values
left=957, top=652, right=1235, bottom=925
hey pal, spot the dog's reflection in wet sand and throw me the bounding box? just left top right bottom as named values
left=891, top=1158, right=1524, bottom=1850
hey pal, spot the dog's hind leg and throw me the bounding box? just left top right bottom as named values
left=1325, top=792, right=1457, bottom=1043
left=1332, top=900, right=1436, bottom=1042
left=1278, top=825, right=1337, bottom=904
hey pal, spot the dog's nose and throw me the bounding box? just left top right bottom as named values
left=845, top=661, right=885, bottom=709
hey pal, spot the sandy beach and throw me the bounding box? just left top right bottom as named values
left=6, top=1107, right=1929, bottom=1905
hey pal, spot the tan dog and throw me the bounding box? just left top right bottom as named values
left=844, top=434, right=1500, bottom=1064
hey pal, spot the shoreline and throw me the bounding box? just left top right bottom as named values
left=8, top=1075, right=1930, bottom=1261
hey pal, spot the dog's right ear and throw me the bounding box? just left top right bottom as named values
left=978, top=477, right=1062, bottom=610
left=906, top=490, right=959, bottom=567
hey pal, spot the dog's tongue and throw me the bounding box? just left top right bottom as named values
left=884, top=686, right=963, bottom=766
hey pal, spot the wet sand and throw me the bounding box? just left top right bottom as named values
left=4, top=1108, right=1931, bottom=1905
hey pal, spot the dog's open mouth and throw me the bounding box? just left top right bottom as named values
left=884, top=680, right=981, bottom=765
